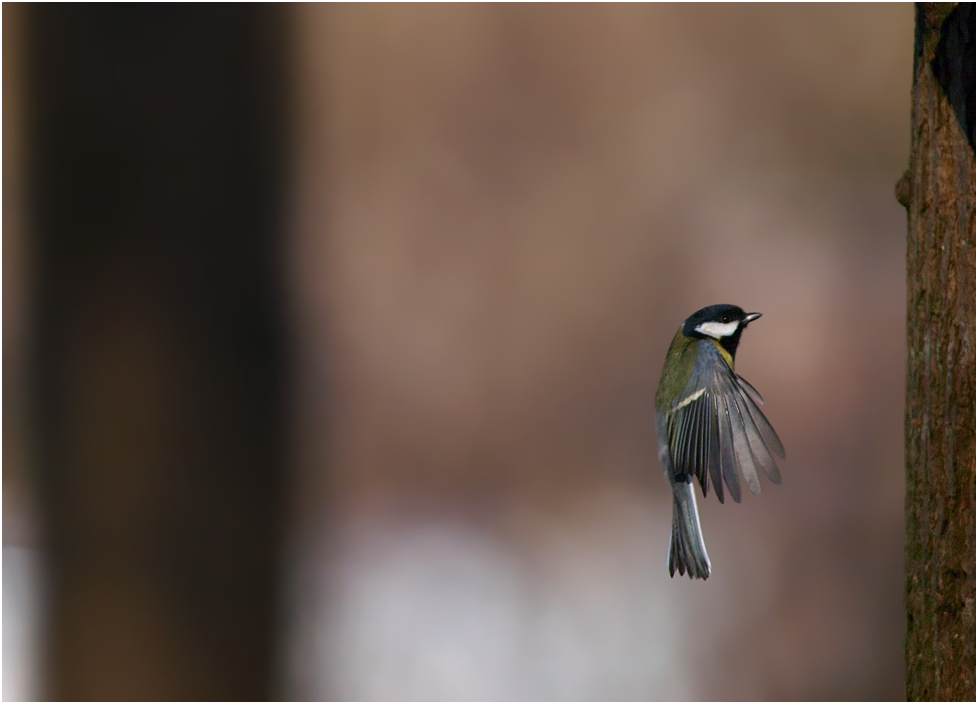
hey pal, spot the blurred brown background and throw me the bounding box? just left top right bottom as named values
left=5, top=3, right=912, bottom=701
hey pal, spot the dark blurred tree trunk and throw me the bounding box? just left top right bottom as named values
left=897, top=3, right=975, bottom=701
left=28, top=6, right=293, bottom=699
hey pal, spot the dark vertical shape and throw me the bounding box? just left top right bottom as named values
left=899, top=3, right=976, bottom=701
left=930, top=2, right=976, bottom=150
left=27, top=5, right=292, bottom=699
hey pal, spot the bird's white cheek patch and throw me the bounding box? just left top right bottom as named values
left=695, top=321, right=739, bottom=339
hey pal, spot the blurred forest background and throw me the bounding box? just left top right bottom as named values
left=5, top=4, right=912, bottom=701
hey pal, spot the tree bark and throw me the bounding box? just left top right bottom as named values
left=898, top=3, right=975, bottom=701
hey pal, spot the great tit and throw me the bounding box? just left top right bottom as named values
left=655, top=304, right=785, bottom=579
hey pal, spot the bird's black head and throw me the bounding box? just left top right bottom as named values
left=682, top=304, right=761, bottom=359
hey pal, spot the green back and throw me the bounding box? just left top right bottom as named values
left=655, top=328, right=699, bottom=411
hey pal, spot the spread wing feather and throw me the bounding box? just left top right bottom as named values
left=732, top=389, right=781, bottom=485
left=737, top=382, right=786, bottom=460
left=666, top=344, right=783, bottom=504
left=716, top=397, right=741, bottom=503
left=707, top=396, right=724, bottom=503
left=724, top=389, right=762, bottom=495
left=735, top=374, right=765, bottom=406
left=692, top=395, right=709, bottom=497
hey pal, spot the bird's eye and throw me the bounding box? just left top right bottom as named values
left=720, top=315, right=730, bottom=323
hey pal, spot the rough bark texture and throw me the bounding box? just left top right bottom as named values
left=27, top=6, right=292, bottom=699
left=899, top=3, right=976, bottom=701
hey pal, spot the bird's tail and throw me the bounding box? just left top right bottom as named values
left=668, top=480, right=711, bottom=579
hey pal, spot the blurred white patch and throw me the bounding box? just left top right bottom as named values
left=285, top=498, right=694, bottom=700
left=3, top=547, right=46, bottom=701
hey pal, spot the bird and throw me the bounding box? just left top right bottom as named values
left=654, top=304, right=785, bottom=579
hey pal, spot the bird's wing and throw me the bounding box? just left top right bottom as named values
left=667, top=349, right=785, bottom=504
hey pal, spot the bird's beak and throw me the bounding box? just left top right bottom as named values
left=744, top=312, right=762, bottom=324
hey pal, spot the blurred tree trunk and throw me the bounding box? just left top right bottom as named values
left=28, top=6, right=293, bottom=699
left=897, top=3, right=975, bottom=701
